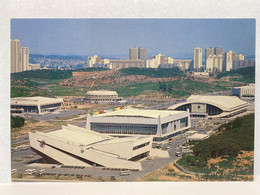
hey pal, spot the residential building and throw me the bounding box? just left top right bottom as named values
left=193, top=47, right=202, bottom=71
left=225, top=50, right=233, bottom=71
left=139, top=48, right=147, bottom=60
left=11, top=39, right=20, bottom=73
left=21, top=47, right=29, bottom=71
left=214, top=48, right=223, bottom=56
left=205, top=47, right=214, bottom=60
left=28, top=63, right=41, bottom=70
left=129, top=47, right=139, bottom=60
left=88, top=55, right=102, bottom=68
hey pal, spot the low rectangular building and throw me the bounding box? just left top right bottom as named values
left=11, top=96, right=65, bottom=114
left=86, top=109, right=191, bottom=142
left=232, top=84, right=255, bottom=98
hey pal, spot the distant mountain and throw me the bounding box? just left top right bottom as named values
left=29, top=54, right=86, bottom=60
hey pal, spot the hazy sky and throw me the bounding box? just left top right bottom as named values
left=11, top=19, right=255, bottom=58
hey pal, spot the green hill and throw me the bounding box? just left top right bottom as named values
left=216, top=67, right=255, bottom=83
left=177, top=114, right=254, bottom=177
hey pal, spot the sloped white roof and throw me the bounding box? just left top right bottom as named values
left=11, top=96, right=63, bottom=106
left=86, top=90, right=118, bottom=96
left=169, top=95, right=248, bottom=111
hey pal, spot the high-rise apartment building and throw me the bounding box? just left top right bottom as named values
left=193, top=47, right=202, bottom=71
left=129, top=47, right=139, bottom=60
left=11, top=39, right=20, bottom=73
left=238, top=54, right=245, bottom=60
left=139, top=48, right=147, bottom=60
left=21, top=47, right=29, bottom=71
left=205, top=47, right=214, bottom=60
left=205, top=47, right=223, bottom=72
left=206, top=54, right=223, bottom=72
left=130, top=47, right=147, bottom=60
left=88, top=55, right=101, bottom=67
left=214, top=48, right=223, bottom=56
left=225, top=50, right=233, bottom=71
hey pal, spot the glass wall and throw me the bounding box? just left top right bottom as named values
left=175, top=103, right=191, bottom=112
left=11, top=105, right=38, bottom=113
left=206, top=104, right=223, bottom=116
left=91, top=123, right=157, bottom=135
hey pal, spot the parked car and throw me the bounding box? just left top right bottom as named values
left=175, top=152, right=182, bottom=157
left=119, top=171, right=131, bottom=176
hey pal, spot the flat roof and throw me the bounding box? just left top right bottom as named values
left=47, top=129, right=106, bottom=145
left=92, top=109, right=185, bottom=119
left=41, top=125, right=149, bottom=146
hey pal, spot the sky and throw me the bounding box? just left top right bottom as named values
left=11, top=19, right=256, bottom=58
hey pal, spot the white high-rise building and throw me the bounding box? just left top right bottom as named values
left=206, top=54, right=223, bottom=72
left=11, top=39, right=20, bottom=73
left=193, top=47, right=202, bottom=71
left=238, top=54, right=244, bottom=60
left=225, top=51, right=233, bottom=71
left=21, top=47, right=29, bottom=71
left=205, top=47, right=214, bottom=60
left=88, top=55, right=101, bottom=68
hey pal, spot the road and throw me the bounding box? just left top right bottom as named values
left=24, top=110, right=86, bottom=121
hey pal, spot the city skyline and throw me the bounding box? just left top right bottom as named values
left=11, top=19, right=255, bottom=57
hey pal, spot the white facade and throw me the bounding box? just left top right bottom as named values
left=21, top=47, right=29, bottom=71
left=232, top=84, right=255, bottom=98
left=225, top=50, right=233, bottom=71
left=11, top=39, right=20, bottom=73
left=169, top=95, right=249, bottom=118
left=194, top=47, right=202, bottom=71
left=28, top=63, right=41, bottom=70
left=11, top=96, right=65, bottom=114
left=86, top=109, right=191, bottom=142
left=29, top=124, right=153, bottom=170
left=206, top=54, right=222, bottom=72
left=84, top=90, right=123, bottom=103
left=88, top=55, right=102, bottom=68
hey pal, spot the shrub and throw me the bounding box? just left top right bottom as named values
left=11, top=115, right=25, bottom=128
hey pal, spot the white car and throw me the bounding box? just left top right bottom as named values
left=120, top=171, right=131, bottom=176
left=11, top=169, right=18, bottom=174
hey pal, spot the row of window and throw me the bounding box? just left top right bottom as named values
left=133, top=142, right=150, bottom=151
left=86, top=95, right=118, bottom=97
left=40, top=103, right=62, bottom=109
left=91, top=123, right=157, bottom=131
left=94, top=129, right=156, bottom=135
left=161, top=117, right=188, bottom=134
